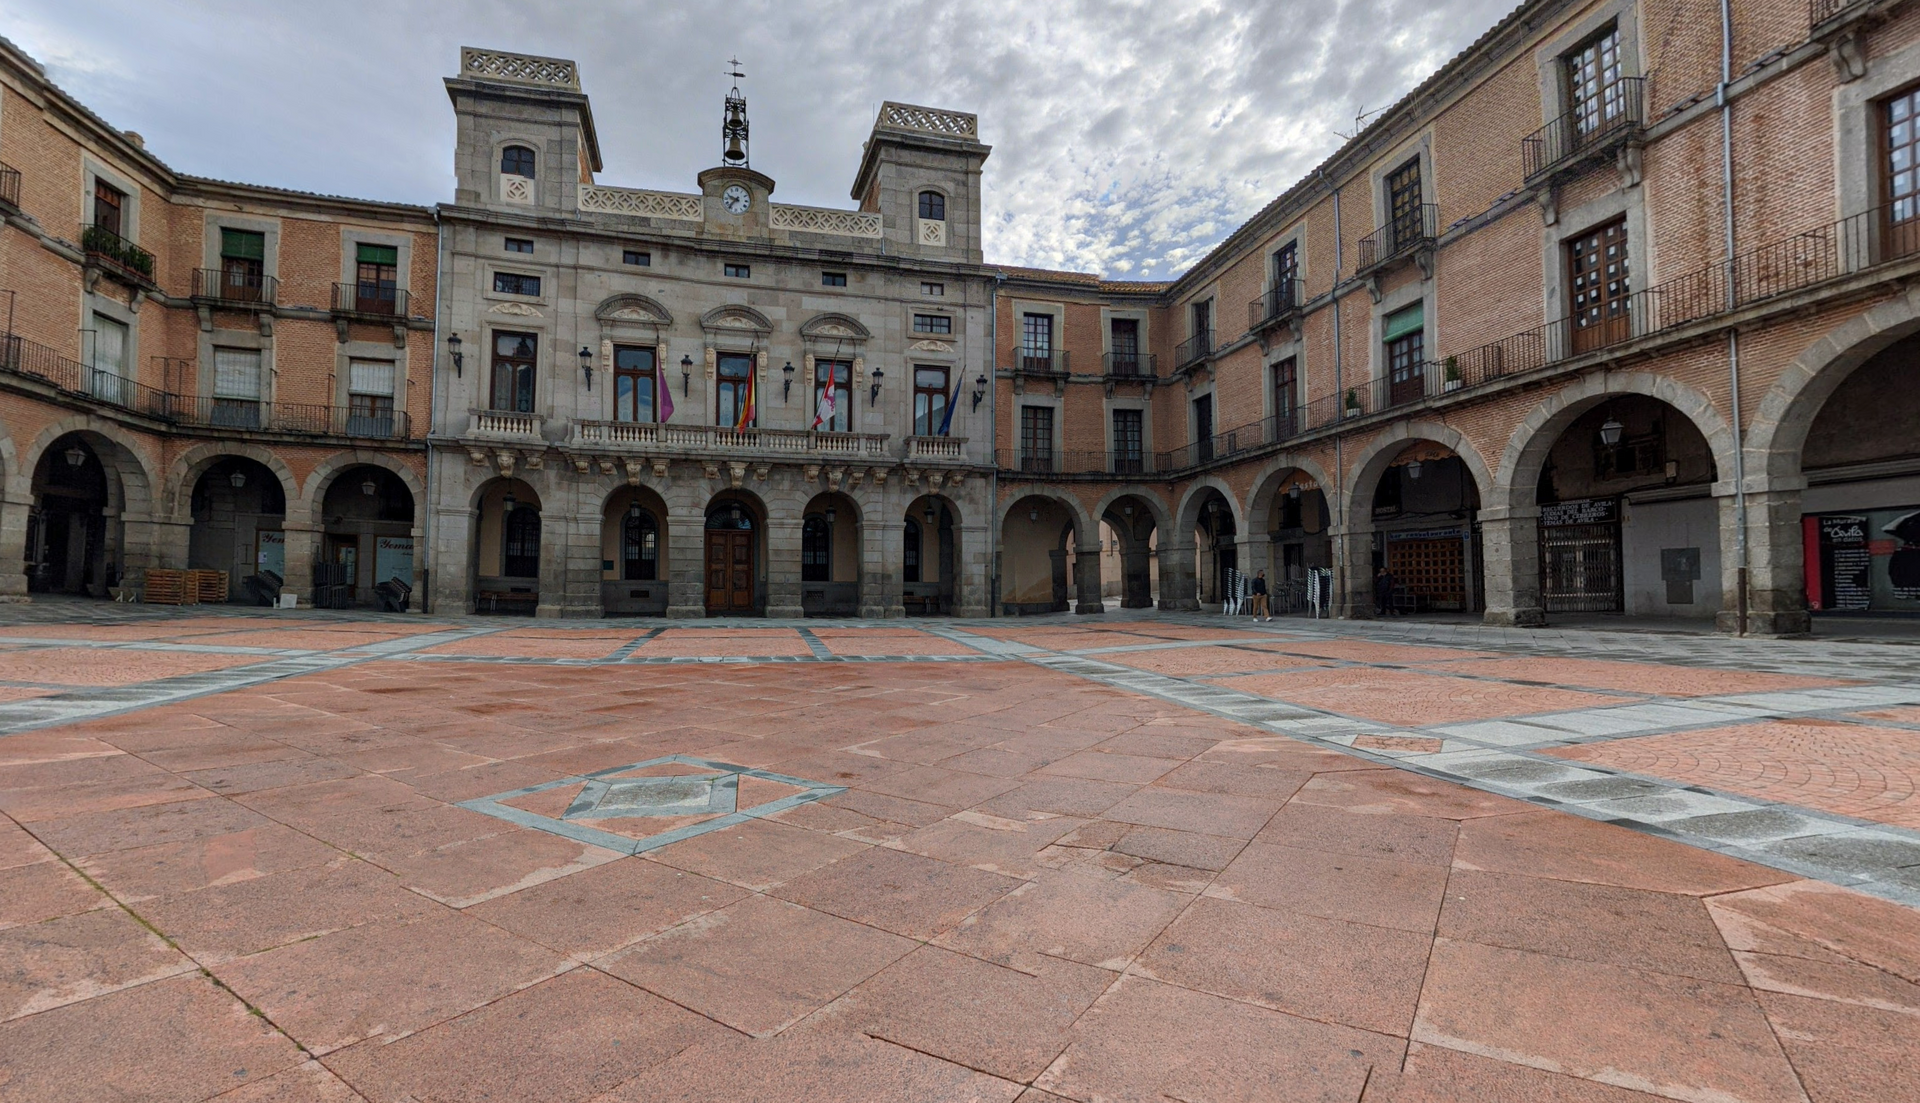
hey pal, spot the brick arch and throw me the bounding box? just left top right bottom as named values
left=1342, top=420, right=1494, bottom=526
left=997, top=488, right=1095, bottom=548
left=1747, top=287, right=1920, bottom=483
left=1495, top=371, right=1736, bottom=511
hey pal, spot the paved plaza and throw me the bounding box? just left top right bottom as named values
left=3, top=605, right=1920, bottom=1101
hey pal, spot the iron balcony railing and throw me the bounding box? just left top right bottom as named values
left=1356, top=203, right=1439, bottom=272
left=331, top=281, right=408, bottom=319
left=1102, top=351, right=1156, bottom=378
left=1810, top=0, right=1867, bottom=28
left=1016, top=348, right=1067, bottom=374
left=1173, top=328, right=1212, bottom=370
left=192, top=268, right=278, bottom=308
left=0, top=161, right=19, bottom=210
left=1248, top=279, right=1301, bottom=332
left=996, top=449, right=1160, bottom=477
left=80, top=223, right=157, bottom=287
left=1522, top=77, right=1646, bottom=183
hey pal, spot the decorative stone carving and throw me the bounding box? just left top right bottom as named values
left=625, top=459, right=645, bottom=486
left=803, top=464, right=821, bottom=483
left=500, top=174, right=534, bottom=205
left=1615, top=143, right=1643, bottom=190
left=702, top=461, right=720, bottom=482
left=752, top=463, right=770, bottom=483
left=869, top=467, right=888, bottom=486
left=487, top=301, right=543, bottom=316
left=852, top=355, right=865, bottom=388
left=704, top=346, right=716, bottom=379
left=1833, top=31, right=1866, bottom=82
left=910, top=340, right=953, bottom=353
left=917, top=218, right=947, bottom=247
left=877, top=102, right=978, bottom=139
left=926, top=471, right=946, bottom=491
left=461, top=48, right=579, bottom=90
left=571, top=456, right=591, bottom=474
left=494, top=451, right=516, bottom=477
left=769, top=204, right=883, bottom=238
left=598, top=457, right=615, bottom=476
left=727, top=461, right=747, bottom=489
left=468, top=449, right=491, bottom=467
left=650, top=459, right=669, bottom=481
left=522, top=452, right=544, bottom=471
left=576, top=185, right=703, bottom=222
left=846, top=468, right=864, bottom=489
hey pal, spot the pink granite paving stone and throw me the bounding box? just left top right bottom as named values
left=1096, top=644, right=1334, bottom=676
left=1252, top=639, right=1497, bottom=664
left=1221, top=665, right=1622, bottom=725
left=181, top=628, right=419, bottom=650
left=422, top=631, right=634, bottom=659
left=814, top=631, right=980, bottom=656
left=0, top=646, right=279, bottom=685
left=1402, top=653, right=1854, bottom=696
left=631, top=629, right=813, bottom=656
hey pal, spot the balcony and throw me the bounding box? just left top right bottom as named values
left=80, top=224, right=157, bottom=289
left=1522, top=77, right=1645, bottom=185
left=906, top=435, right=970, bottom=463
left=1173, top=329, right=1212, bottom=371
left=331, top=281, right=409, bottom=320
left=168, top=397, right=411, bottom=439
left=1248, top=279, right=1301, bottom=334
left=1015, top=348, right=1068, bottom=375
left=1102, top=352, right=1156, bottom=379
left=570, top=419, right=891, bottom=459
left=0, top=161, right=19, bottom=211
left=1356, top=205, right=1438, bottom=274
left=996, top=449, right=1159, bottom=478
left=468, top=409, right=544, bottom=442
left=1810, top=0, right=1869, bottom=29
left=192, top=268, right=278, bottom=309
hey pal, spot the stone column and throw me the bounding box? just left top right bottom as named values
left=1158, top=540, right=1198, bottom=611
left=428, top=503, right=475, bottom=614
left=665, top=506, right=707, bottom=618
left=1331, top=522, right=1374, bottom=618
left=1074, top=539, right=1105, bottom=614
left=0, top=491, right=29, bottom=600
left=859, top=492, right=893, bottom=618
left=556, top=494, right=604, bottom=619
left=281, top=519, right=318, bottom=608
left=877, top=505, right=907, bottom=618
left=765, top=514, right=804, bottom=619
left=1240, top=532, right=1273, bottom=598
left=1718, top=484, right=1811, bottom=637
left=1479, top=505, right=1545, bottom=627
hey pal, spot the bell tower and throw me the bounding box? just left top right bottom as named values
left=721, top=59, right=750, bottom=167
left=696, top=59, right=775, bottom=231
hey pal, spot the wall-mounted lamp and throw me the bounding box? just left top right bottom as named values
left=1289, top=483, right=1302, bottom=500
left=869, top=366, right=884, bottom=406
left=681, top=354, right=693, bottom=397
left=229, top=470, right=247, bottom=488
left=579, top=346, right=594, bottom=390
left=1122, top=503, right=1134, bottom=517
left=360, top=477, right=377, bottom=496
left=971, top=372, right=987, bottom=411
left=1028, top=506, right=1040, bottom=523
left=782, top=361, right=795, bottom=402
left=446, top=332, right=463, bottom=377
left=63, top=446, right=85, bottom=467
left=824, top=506, right=836, bottom=524
left=502, top=491, right=518, bottom=512
left=1406, top=460, right=1423, bottom=480
left=924, top=503, right=937, bottom=525
left=1598, top=416, right=1624, bottom=448
left=628, top=499, right=642, bottom=520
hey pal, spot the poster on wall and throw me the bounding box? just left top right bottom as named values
left=1804, top=508, right=1920, bottom=613
left=256, top=531, right=285, bottom=578
left=374, top=537, right=414, bottom=588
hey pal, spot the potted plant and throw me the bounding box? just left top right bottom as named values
left=1344, top=388, right=1360, bottom=417
left=1443, top=356, right=1462, bottom=391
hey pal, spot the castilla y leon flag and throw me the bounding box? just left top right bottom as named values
left=811, top=372, right=837, bottom=430
left=735, top=363, right=756, bottom=430
left=656, top=359, right=674, bottom=422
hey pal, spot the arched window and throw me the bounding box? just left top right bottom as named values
left=918, top=190, right=946, bottom=221
left=903, top=520, right=922, bottom=583
left=802, top=516, right=831, bottom=582
left=622, top=507, right=658, bottom=581
left=503, top=505, right=540, bottom=577
left=500, top=145, right=536, bottom=179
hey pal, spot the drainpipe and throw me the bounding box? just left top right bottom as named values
left=1721, top=0, right=1749, bottom=635
left=1322, top=167, right=1347, bottom=616
left=423, top=208, right=445, bottom=616
left=988, top=272, right=1001, bottom=617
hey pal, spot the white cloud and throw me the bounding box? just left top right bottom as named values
left=4, top=0, right=1517, bottom=279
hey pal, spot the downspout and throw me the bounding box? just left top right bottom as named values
left=1721, top=0, right=1749, bottom=635
left=988, top=271, right=1001, bottom=617
left=1322, top=167, right=1347, bottom=616
left=423, top=207, right=444, bottom=615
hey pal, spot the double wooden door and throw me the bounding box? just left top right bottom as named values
left=704, top=530, right=754, bottom=613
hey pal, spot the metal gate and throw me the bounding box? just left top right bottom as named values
left=1540, top=522, right=1622, bottom=612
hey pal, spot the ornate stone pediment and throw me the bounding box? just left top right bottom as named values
left=799, top=313, right=872, bottom=341
left=909, top=339, right=953, bottom=353
left=594, top=294, right=672, bottom=327
left=699, top=305, right=774, bottom=335
left=487, top=301, right=544, bottom=317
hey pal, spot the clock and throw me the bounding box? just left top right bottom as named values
left=721, top=185, right=751, bottom=214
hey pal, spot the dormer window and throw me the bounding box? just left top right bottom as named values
left=918, top=191, right=946, bottom=220
left=500, top=146, right=536, bottom=178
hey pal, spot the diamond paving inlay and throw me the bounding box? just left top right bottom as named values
left=565, top=773, right=738, bottom=819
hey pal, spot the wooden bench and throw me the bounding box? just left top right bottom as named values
left=477, top=591, right=538, bottom=616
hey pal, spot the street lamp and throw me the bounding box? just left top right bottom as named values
left=869, top=366, right=884, bottom=407
left=579, top=346, right=594, bottom=390
left=229, top=470, right=247, bottom=488
left=63, top=446, right=85, bottom=467
left=971, top=372, right=987, bottom=411
left=361, top=477, right=377, bottom=496
left=1598, top=416, right=1624, bottom=448
left=782, top=361, right=795, bottom=401
left=924, top=503, right=936, bottom=525
left=1406, top=459, right=1423, bottom=480
left=824, top=506, right=837, bottom=525
left=680, top=355, right=693, bottom=397
left=446, top=333, right=463, bottom=377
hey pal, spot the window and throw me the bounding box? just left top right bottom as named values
left=1383, top=304, right=1425, bottom=406
left=1021, top=313, right=1054, bottom=371
left=1887, top=87, right=1920, bottom=245
left=1112, top=409, right=1143, bottom=474
left=1020, top=405, right=1054, bottom=472
left=492, top=271, right=542, bottom=296
left=1388, top=158, right=1424, bottom=250
left=921, top=281, right=944, bottom=296
left=613, top=346, right=657, bottom=423
left=1565, top=28, right=1624, bottom=140
left=1110, top=318, right=1141, bottom=375
left=92, top=180, right=125, bottom=235
left=813, top=359, right=851, bottom=432
left=913, top=366, right=949, bottom=437
left=490, top=331, right=537, bottom=412
left=623, top=250, right=651, bottom=266
left=1191, top=299, right=1211, bottom=342
left=821, top=271, right=847, bottom=287
left=903, top=520, right=922, bottom=583
left=802, top=516, right=831, bottom=582
left=213, top=347, right=263, bottom=429
left=347, top=359, right=396, bottom=437
left=1272, top=357, right=1298, bottom=432
left=219, top=228, right=266, bottom=301
left=717, top=352, right=755, bottom=427
left=1270, top=241, right=1299, bottom=313
left=912, top=313, right=952, bottom=335
left=1567, top=219, right=1629, bottom=353
left=918, top=190, right=946, bottom=220
left=504, top=237, right=534, bottom=254
left=724, top=262, right=750, bottom=279
left=354, top=243, right=399, bottom=314
left=502, top=505, right=540, bottom=577
left=500, top=145, right=536, bottom=178
left=1193, top=394, right=1214, bottom=462
left=89, top=313, right=128, bottom=404
left=622, top=506, right=658, bottom=580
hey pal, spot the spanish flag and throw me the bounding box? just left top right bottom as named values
left=735, top=363, right=756, bottom=430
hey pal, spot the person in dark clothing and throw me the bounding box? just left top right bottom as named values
left=1373, top=565, right=1395, bottom=616
left=1251, top=569, right=1270, bottom=620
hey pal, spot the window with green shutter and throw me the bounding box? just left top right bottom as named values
left=219, top=229, right=267, bottom=301
left=356, top=243, right=398, bottom=266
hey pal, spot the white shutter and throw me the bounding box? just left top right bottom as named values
left=348, top=359, right=395, bottom=396
left=92, top=315, right=127, bottom=373
left=213, top=348, right=262, bottom=399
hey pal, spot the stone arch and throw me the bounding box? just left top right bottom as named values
left=799, top=313, right=873, bottom=341
left=1091, top=485, right=1174, bottom=535
left=299, top=451, right=425, bottom=524
left=23, top=415, right=159, bottom=518
left=996, top=488, right=1095, bottom=546
left=699, top=304, right=775, bottom=337
left=593, top=293, right=673, bottom=327
left=1748, top=288, right=1920, bottom=482
left=1173, top=476, right=1246, bottom=538
left=164, top=442, right=299, bottom=524
left=1343, top=420, right=1494, bottom=525
left=1246, top=454, right=1337, bottom=527
left=1496, top=370, right=1737, bottom=510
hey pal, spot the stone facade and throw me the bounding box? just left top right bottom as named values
left=430, top=54, right=996, bottom=617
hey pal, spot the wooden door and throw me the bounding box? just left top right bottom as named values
left=705, top=530, right=754, bottom=613
left=1568, top=220, right=1630, bottom=353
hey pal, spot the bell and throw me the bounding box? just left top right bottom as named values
left=723, top=132, right=746, bottom=164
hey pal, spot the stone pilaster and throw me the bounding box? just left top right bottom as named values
left=1479, top=505, right=1545, bottom=627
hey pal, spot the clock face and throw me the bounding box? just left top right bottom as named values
left=721, top=185, right=751, bottom=214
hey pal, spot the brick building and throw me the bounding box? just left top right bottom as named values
left=0, top=37, right=435, bottom=608
left=994, top=0, right=1920, bottom=634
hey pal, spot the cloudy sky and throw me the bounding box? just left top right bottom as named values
left=7, top=0, right=1515, bottom=280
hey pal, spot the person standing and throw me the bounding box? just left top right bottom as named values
left=1251, top=569, right=1270, bottom=621
left=1373, top=564, right=1395, bottom=617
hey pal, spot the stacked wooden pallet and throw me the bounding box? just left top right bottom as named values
left=142, top=569, right=191, bottom=605
left=190, top=569, right=228, bottom=604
